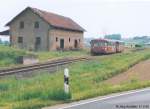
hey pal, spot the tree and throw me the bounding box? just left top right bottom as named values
left=133, top=36, right=149, bottom=40
left=104, top=34, right=121, bottom=40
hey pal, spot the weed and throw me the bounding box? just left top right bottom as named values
left=1, top=50, right=150, bottom=108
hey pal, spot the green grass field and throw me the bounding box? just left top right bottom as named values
left=0, top=46, right=89, bottom=68
left=1, top=50, right=150, bottom=109
left=34, top=49, right=89, bottom=61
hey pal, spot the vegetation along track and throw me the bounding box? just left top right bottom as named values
left=0, top=57, right=92, bottom=76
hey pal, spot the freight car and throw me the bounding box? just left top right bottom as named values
left=90, top=38, right=124, bottom=55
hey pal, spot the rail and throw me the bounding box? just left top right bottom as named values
left=0, top=57, right=91, bottom=76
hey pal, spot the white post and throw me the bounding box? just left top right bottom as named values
left=64, top=68, right=69, bottom=93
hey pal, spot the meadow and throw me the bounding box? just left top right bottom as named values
left=0, top=45, right=89, bottom=68
left=1, top=50, right=150, bottom=109
left=0, top=46, right=26, bottom=67
left=34, top=49, right=89, bottom=61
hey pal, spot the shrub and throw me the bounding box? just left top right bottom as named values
left=135, top=44, right=142, bottom=47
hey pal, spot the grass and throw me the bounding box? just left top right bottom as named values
left=0, top=46, right=27, bottom=67
left=34, top=49, right=89, bottom=61
left=1, top=50, right=150, bottom=109
left=0, top=46, right=89, bottom=68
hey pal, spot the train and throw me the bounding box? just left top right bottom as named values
left=90, top=38, right=124, bottom=55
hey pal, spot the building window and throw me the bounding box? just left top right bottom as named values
left=18, top=37, right=23, bottom=43
left=34, top=21, right=39, bottom=28
left=36, top=37, right=41, bottom=45
left=56, top=37, right=58, bottom=42
left=69, top=38, right=70, bottom=42
left=20, top=21, right=24, bottom=29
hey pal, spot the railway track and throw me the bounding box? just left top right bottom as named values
left=0, top=57, right=91, bottom=76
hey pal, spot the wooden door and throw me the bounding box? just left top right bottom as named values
left=60, top=39, right=64, bottom=49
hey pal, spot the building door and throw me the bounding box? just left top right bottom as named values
left=74, top=40, right=78, bottom=48
left=60, top=39, right=64, bottom=49
left=35, top=37, right=41, bottom=51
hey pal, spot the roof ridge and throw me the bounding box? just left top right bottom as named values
left=30, top=7, right=70, bottom=20
left=6, top=7, right=85, bottom=32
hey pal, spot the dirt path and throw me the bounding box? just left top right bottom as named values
left=105, top=59, right=150, bottom=85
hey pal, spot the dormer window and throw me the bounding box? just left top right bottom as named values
left=34, top=21, right=39, bottom=28
left=20, top=21, right=24, bottom=29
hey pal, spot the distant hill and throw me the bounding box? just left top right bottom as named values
left=105, top=34, right=121, bottom=40
left=123, top=36, right=150, bottom=45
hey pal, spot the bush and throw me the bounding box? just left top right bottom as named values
left=135, top=44, right=142, bottom=47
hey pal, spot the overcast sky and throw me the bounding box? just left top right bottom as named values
left=1, top=0, right=150, bottom=39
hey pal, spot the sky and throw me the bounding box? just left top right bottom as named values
left=1, top=0, right=150, bottom=39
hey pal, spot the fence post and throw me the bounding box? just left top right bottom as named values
left=64, top=68, right=69, bottom=93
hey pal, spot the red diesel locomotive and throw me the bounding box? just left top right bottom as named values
left=90, top=38, right=124, bottom=55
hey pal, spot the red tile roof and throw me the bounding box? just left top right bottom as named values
left=6, top=7, right=85, bottom=32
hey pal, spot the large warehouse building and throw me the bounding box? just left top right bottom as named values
left=5, top=7, right=85, bottom=51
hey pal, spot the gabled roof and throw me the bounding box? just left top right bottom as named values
left=6, top=7, right=85, bottom=32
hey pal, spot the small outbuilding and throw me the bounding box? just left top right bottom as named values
left=0, top=30, right=9, bottom=36
left=0, top=30, right=10, bottom=43
left=5, top=7, right=85, bottom=51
